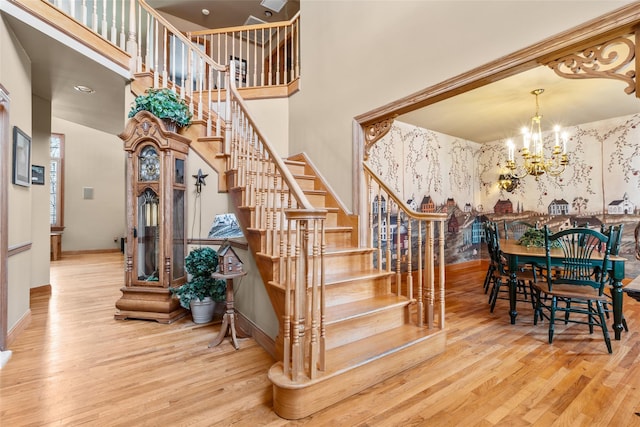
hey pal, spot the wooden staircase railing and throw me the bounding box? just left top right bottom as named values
left=225, top=61, right=329, bottom=380
left=188, top=13, right=300, bottom=90
left=363, top=163, right=447, bottom=329
left=47, top=0, right=299, bottom=95
left=32, top=0, right=449, bottom=418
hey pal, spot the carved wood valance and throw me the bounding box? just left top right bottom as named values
left=363, top=117, right=395, bottom=160
left=545, top=35, right=637, bottom=96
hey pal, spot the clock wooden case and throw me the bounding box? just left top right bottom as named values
left=115, top=111, right=191, bottom=323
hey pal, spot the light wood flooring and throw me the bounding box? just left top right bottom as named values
left=2, top=253, right=640, bottom=426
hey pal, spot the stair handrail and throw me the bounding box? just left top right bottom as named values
left=189, top=12, right=301, bottom=88
left=226, top=60, right=327, bottom=381
left=363, top=162, right=446, bottom=329
left=363, top=163, right=447, bottom=222
left=140, top=0, right=325, bottom=383
left=226, top=61, right=318, bottom=213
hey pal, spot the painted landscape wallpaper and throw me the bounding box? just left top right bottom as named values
left=368, top=113, right=640, bottom=278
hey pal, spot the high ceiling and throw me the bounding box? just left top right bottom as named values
left=146, top=0, right=300, bottom=29
left=398, top=64, right=640, bottom=144
left=2, top=1, right=638, bottom=141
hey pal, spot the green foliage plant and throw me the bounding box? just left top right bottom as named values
left=518, top=228, right=560, bottom=248
left=128, top=88, right=192, bottom=128
left=171, top=247, right=226, bottom=309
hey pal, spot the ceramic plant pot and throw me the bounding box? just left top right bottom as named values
left=190, top=297, right=215, bottom=324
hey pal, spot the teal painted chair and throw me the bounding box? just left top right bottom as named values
left=485, top=221, right=537, bottom=313
left=532, top=226, right=614, bottom=353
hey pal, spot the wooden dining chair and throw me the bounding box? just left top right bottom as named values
left=532, top=225, right=614, bottom=353
left=485, top=221, right=537, bottom=313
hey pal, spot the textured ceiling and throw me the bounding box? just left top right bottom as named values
left=146, top=0, right=300, bottom=30
left=398, top=64, right=640, bottom=144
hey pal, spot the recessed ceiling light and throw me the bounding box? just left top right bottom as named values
left=202, top=8, right=210, bottom=16
left=264, top=10, right=273, bottom=17
left=74, top=85, right=95, bottom=94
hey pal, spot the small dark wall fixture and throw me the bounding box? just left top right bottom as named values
left=31, top=165, right=45, bottom=185
left=12, top=126, right=31, bottom=187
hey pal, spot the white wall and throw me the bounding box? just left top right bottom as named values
left=1, top=14, right=33, bottom=333
left=52, top=117, right=125, bottom=252
left=479, top=113, right=640, bottom=215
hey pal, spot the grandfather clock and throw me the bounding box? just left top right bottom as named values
left=115, top=111, right=190, bottom=323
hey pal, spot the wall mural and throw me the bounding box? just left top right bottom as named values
left=368, top=114, right=640, bottom=278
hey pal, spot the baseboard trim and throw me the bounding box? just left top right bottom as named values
left=63, top=248, right=121, bottom=255
left=236, top=311, right=276, bottom=360
left=7, top=309, right=31, bottom=347
left=30, top=284, right=52, bottom=297
left=445, top=259, right=485, bottom=273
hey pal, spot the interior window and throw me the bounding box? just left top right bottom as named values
left=50, top=133, right=64, bottom=231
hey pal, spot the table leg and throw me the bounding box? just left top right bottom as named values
left=209, top=313, right=230, bottom=348
left=509, top=271, right=518, bottom=324
left=208, top=276, right=244, bottom=350
left=611, top=278, right=624, bottom=340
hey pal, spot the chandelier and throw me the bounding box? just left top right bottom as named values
left=504, top=88, right=569, bottom=180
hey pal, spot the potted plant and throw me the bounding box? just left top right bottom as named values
left=171, top=247, right=226, bottom=323
left=128, top=88, right=192, bottom=131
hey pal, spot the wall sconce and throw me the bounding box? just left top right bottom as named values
left=498, top=174, right=519, bottom=192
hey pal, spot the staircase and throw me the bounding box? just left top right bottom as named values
left=28, top=0, right=448, bottom=420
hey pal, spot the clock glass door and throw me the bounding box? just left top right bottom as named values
left=137, top=188, right=160, bottom=282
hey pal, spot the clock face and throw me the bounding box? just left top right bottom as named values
left=139, top=146, right=160, bottom=181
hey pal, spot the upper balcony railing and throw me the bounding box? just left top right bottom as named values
left=188, top=13, right=300, bottom=91
left=46, top=0, right=300, bottom=96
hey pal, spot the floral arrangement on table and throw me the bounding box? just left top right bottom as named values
left=517, top=228, right=560, bottom=248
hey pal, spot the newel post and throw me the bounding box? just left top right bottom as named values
left=285, top=209, right=327, bottom=381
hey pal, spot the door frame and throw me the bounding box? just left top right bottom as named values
left=0, top=84, right=10, bottom=350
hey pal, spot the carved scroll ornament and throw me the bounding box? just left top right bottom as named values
left=363, top=117, right=395, bottom=160
left=547, top=37, right=636, bottom=95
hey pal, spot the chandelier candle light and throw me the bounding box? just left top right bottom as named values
left=505, top=89, right=569, bottom=180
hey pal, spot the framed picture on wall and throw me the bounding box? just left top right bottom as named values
left=31, top=165, right=45, bottom=185
left=230, top=56, right=247, bottom=84
left=12, top=126, right=31, bottom=187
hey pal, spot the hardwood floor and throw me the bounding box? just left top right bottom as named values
left=2, top=253, right=640, bottom=426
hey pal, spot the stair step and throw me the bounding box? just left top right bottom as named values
left=324, top=267, right=391, bottom=286
left=323, top=247, right=374, bottom=275
left=324, top=295, right=410, bottom=349
left=325, top=294, right=409, bottom=323
left=324, top=269, right=393, bottom=305
left=284, top=159, right=307, bottom=176
left=304, top=189, right=326, bottom=207
left=269, top=325, right=446, bottom=419
left=245, top=224, right=354, bottom=252
left=293, top=173, right=317, bottom=191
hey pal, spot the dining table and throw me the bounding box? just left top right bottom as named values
left=499, top=239, right=627, bottom=340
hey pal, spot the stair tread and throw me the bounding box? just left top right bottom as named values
left=324, top=247, right=375, bottom=256
left=324, top=268, right=392, bottom=285
left=325, top=324, right=434, bottom=372
left=245, top=225, right=353, bottom=233
left=284, top=159, right=306, bottom=166
left=325, top=294, right=409, bottom=324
